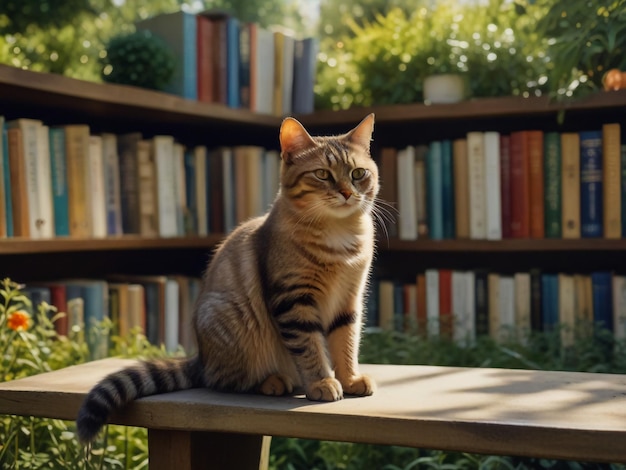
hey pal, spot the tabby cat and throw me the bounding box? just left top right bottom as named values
left=76, top=113, right=380, bottom=443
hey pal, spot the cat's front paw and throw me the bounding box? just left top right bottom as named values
left=341, top=374, right=376, bottom=396
left=306, top=377, right=343, bottom=401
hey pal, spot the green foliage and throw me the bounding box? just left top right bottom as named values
left=101, top=30, right=175, bottom=90
left=536, top=0, right=626, bottom=97
left=315, top=0, right=549, bottom=109
left=0, top=0, right=97, bottom=34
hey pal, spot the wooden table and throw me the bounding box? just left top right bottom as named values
left=1, top=358, right=625, bottom=469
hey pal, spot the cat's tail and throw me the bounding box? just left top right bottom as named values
left=76, top=356, right=204, bottom=443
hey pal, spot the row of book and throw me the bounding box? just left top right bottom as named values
left=381, top=123, right=625, bottom=240
left=136, top=10, right=317, bottom=115
left=0, top=116, right=281, bottom=239
left=23, top=276, right=201, bottom=358
left=370, top=269, right=626, bottom=345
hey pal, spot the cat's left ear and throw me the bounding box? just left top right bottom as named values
left=345, top=113, right=375, bottom=152
left=279, top=117, right=317, bottom=163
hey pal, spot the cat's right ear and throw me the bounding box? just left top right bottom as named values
left=279, top=117, right=317, bottom=163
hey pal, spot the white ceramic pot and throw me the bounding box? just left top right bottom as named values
left=423, top=73, right=466, bottom=104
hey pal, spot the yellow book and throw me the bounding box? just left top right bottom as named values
left=603, top=123, right=621, bottom=239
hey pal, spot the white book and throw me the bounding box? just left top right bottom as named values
left=484, top=131, right=502, bottom=240
left=37, top=124, right=55, bottom=238
left=452, top=271, right=475, bottom=346
left=194, top=145, right=208, bottom=236
left=612, top=275, right=626, bottom=341
left=164, top=278, right=180, bottom=352
left=173, top=143, right=186, bottom=236
left=153, top=135, right=178, bottom=238
left=87, top=135, right=107, bottom=238
left=280, top=33, right=295, bottom=115
left=467, top=131, right=486, bottom=239
left=252, top=27, right=275, bottom=115
left=397, top=146, right=417, bottom=240
left=514, top=272, right=531, bottom=342
left=7, top=119, right=43, bottom=238
left=101, top=133, right=123, bottom=236
left=559, top=274, right=576, bottom=347
left=425, top=269, right=439, bottom=337
left=499, top=276, right=515, bottom=341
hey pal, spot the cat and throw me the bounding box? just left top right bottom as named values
left=76, top=113, right=380, bottom=443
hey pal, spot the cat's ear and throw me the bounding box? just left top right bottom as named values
left=345, top=113, right=375, bottom=151
left=279, top=117, right=317, bottom=163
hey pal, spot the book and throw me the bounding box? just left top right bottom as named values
left=152, top=135, right=178, bottom=237
left=250, top=25, right=275, bottom=115
left=226, top=16, right=241, bottom=108
left=467, top=132, right=486, bottom=239
left=414, top=145, right=429, bottom=238
left=602, top=123, right=621, bottom=239
left=379, top=147, right=398, bottom=238
left=499, top=135, right=512, bottom=238
left=87, top=136, right=107, bottom=238
left=262, top=150, right=280, bottom=212
left=64, top=124, right=92, bottom=237
left=591, top=271, right=613, bottom=331
left=484, top=131, right=502, bottom=240
left=498, top=275, right=515, bottom=342
left=1, top=123, right=12, bottom=237
left=221, top=146, right=236, bottom=233
left=397, top=146, right=417, bottom=240
left=183, top=148, right=197, bottom=235
left=561, top=132, right=581, bottom=238
left=514, top=272, right=531, bottom=342
left=541, top=273, right=559, bottom=332
left=117, top=133, right=142, bottom=235
left=46, top=283, right=68, bottom=337
left=173, top=143, right=187, bottom=235
left=527, top=130, right=544, bottom=239
left=543, top=132, right=562, bottom=238
left=487, top=273, right=501, bottom=340
left=209, top=147, right=226, bottom=234
left=238, top=22, right=252, bottom=109
left=378, top=280, right=395, bottom=330
left=579, top=130, right=603, bottom=238
left=425, top=269, right=439, bottom=337
left=273, top=30, right=295, bottom=116
left=474, top=269, right=489, bottom=337
left=136, top=11, right=198, bottom=100
left=0, top=118, right=6, bottom=238
left=621, top=144, right=626, bottom=237
left=426, top=142, right=443, bottom=240
left=441, top=140, right=455, bottom=239
left=451, top=270, right=475, bottom=346
left=36, top=124, right=54, bottom=239
left=558, top=273, right=576, bottom=348
left=292, top=37, right=318, bottom=114
left=7, top=127, right=29, bottom=237
left=612, top=275, right=626, bottom=341
left=438, top=269, right=453, bottom=338
left=101, top=133, right=123, bottom=236
left=193, top=146, right=208, bottom=235
left=509, top=131, right=530, bottom=238
left=452, top=138, right=469, bottom=239
left=529, top=268, right=543, bottom=332
left=416, top=273, right=427, bottom=337
left=164, top=278, right=180, bottom=352
left=196, top=14, right=215, bottom=103
left=136, top=139, right=158, bottom=237
left=49, top=127, right=70, bottom=237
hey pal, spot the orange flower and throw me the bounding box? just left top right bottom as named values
left=7, top=310, right=32, bottom=332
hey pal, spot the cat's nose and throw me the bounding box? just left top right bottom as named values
left=339, top=189, right=352, bottom=200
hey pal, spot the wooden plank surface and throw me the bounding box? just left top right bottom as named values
left=1, top=358, right=625, bottom=463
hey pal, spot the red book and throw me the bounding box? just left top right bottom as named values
left=197, top=15, right=214, bottom=103
left=509, top=131, right=531, bottom=238
left=528, top=130, right=545, bottom=238
left=499, top=135, right=512, bottom=238
left=48, top=284, right=68, bottom=337
left=438, top=269, right=453, bottom=339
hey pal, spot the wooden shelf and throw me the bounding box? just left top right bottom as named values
left=0, top=235, right=224, bottom=255
left=381, top=238, right=626, bottom=252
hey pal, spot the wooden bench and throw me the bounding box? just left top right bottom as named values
left=1, top=358, right=625, bottom=469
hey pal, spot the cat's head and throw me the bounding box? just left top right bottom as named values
left=278, top=114, right=378, bottom=219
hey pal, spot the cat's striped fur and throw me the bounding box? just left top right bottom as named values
left=76, top=114, right=379, bottom=443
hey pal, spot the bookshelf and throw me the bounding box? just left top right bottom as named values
left=2, top=64, right=626, bottom=340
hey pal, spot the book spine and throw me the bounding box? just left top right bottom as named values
left=621, top=144, right=626, bottom=238
left=499, top=135, right=511, bottom=239
left=509, top=131, right=530, bottom=238
left=397, top=146, right=417, bottom=240
left=441, top=140, right=455, bottom=239
left=561, top=133, right=581, bottom=238
left=49, top=128, right=69, bottom=236
left=467, top=132, right=486, bottom=239
left=484, top=131, right=502, bottom=240
left=591, top=271, right=613, bottom=331
left=226, top=18, right=241, bottom=108
left=426, top=142, right=443, bottom=240
left=527, top=130, right=544, bottom=239
left=602, top=123, right=621, bottom=239
left=182, top=11, right=198, bottom=100
left=453, top=138, right=469, bottom=239
left=543, top=132, right=561, bottom=238
left=580, top=130, right=603, bottom=238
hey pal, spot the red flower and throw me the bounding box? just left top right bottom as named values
left=7, top=310, right=32, bottom=332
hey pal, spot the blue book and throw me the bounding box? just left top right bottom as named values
left=226, top=16, right=240, bottom=108
left=2, top=123, right=13, bottom=237
left=135, top=11, right=197, bottom=100
left=184, top=149, right=197, bottom=235
left=49, top=127, right=70, bottom=236
left=292, top=37, right=318, bottom=114
left=427, top=141, right=443, bottom=240
left=441, top=139, right=455, bottom=239
left=591, top=271, right=613, bottom=331
left=23, top=286, right=52, bottom=321
left=579, top=130, right=603, bottom=238
left=541, top=274, right=559, bottom=332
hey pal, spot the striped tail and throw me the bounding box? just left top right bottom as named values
left=76, top=357, right=203, bottom=443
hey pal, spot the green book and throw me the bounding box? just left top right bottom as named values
left=544, top=132, right=561, bottom=238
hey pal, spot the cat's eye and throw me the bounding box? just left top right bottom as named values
left=351, top=168, right=367, bottom=180
left=314, top=169, right=331, bottom=180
